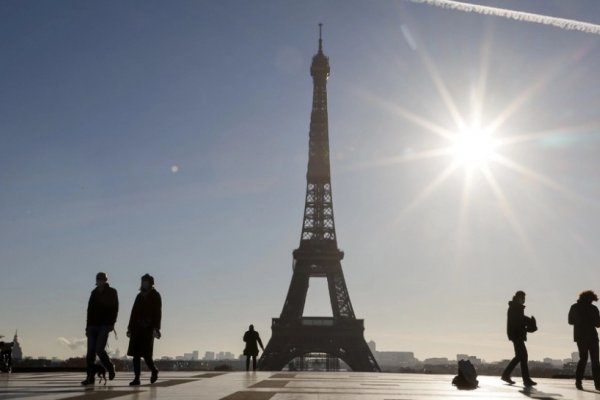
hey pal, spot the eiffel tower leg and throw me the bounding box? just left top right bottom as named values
left=259, top=324, right=300, bottom=371
left=327, top=266, right=355, bottom=319
left=337, top=337, right=380, bottom=372
left=280, top=270, right=309, bottom=320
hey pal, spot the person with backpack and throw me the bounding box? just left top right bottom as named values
left=501, top=290, right=537, bottom=387
left=568, top=290, right=600, bottom=390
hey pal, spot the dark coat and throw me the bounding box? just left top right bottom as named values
left=86, top=284, right=119, bottom=327
left=568, top=301, right=600, bottom=343
left=127, top=289, right=161, bottom=357
left=506, top=301, right=531, bottom=342
left=243, top=330, right=263, bottom=357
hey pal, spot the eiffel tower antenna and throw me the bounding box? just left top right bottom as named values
left=318, top=23, right=323, bottom=52
left=259, top=25, right=380, bottom=372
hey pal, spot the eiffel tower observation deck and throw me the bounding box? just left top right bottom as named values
left=259, top=25, right=380, bottom=372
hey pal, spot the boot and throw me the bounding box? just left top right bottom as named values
left=81, top=376, right=95, bottom=386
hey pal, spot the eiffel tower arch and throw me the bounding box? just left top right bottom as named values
left=259, top=25, right=380, bottom=372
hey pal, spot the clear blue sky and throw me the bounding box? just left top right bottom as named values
left=1, top=0, right=599, bottom=362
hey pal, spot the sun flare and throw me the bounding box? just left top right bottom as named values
left=451, top=126, right=496, bottom=169
left=353, top=23, right=587, bottom=265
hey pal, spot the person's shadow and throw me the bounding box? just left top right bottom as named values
left=519, top=386, right=563, bottom=399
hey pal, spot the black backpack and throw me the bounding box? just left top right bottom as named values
left=452, top=359, right=478, bottom=390
left=526, top=316, right=538, bottom=333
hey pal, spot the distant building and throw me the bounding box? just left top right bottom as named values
left=376, top=351, right=418, bottom=367
left=424, top=357, right=449, bottom=366
left=572, top=352, right=580, bottom=362
left=12, top=331, right=23, bottom=360
left=368, top=341, right=418, bottom=369
left=543, top=358, right=563, bottom=367
left=204, top=351, right=215, bottom=361
left=216, top=351, right=235, bottom=360
left=181, top=351, right=200, bottom=361
left=368, top=341, right=376, bottom=354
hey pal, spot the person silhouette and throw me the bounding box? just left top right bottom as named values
left=243, top=324, right=264, bottom=371
left=81, top=272, right=118, bottom=386
left=501, top=290, right=537, bottom=387
left=0, top=341, right=13, bottom=373
left=568, top=290, right=600, bottom=391
left=126, top=274, right=162, bottom=386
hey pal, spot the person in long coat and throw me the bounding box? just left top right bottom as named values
left=501, top=290, right=537, bottom=387
left=243, top=324, right=264, bottom=371
left=127, top=274, right=161, bottom=386
left=568, top=290, right=600, bottom=390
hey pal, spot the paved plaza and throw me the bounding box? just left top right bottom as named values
left=2, top=371, right=600, bottom=400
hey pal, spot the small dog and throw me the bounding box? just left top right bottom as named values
left=92, top=364, right=107, bottom=385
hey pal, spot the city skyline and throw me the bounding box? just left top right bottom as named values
left=1, top=0, right=599, bottom=363
left=6, top=336, right=584, bottom=367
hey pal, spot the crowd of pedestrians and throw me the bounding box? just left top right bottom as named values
left=81, top=276, right=600, bottom=391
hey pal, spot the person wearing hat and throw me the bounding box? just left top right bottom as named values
left=82, top=272, right=119, bottom=386
left=127, top=274, right=162, bottom=386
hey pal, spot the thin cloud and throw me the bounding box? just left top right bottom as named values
left=405, top=0, right=600, bottom=36
left=58, top=337, right=87, bottom=352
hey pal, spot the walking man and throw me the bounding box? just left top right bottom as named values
left=501, top=290, right=537, bottom=387
left=82, top=272, right=118, bottom=385
left=243, top=324, right=264, bottom=371
left=569, top=290, right=600, bottom=390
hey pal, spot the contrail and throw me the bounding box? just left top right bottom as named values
left=405, top=0, right=600, bottom=36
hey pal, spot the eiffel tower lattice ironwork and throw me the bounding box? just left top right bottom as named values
left=259, top=25, right=380, bottom=372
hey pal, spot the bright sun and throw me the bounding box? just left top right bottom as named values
left=364, top=33, right=579, bottom=260
left=451, top=126, right=496, bottom=169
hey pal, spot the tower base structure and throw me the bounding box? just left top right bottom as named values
left=259, top=317, right=380, bottom=372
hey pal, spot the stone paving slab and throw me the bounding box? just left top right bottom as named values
left=1, top=371, right=600, bottom=399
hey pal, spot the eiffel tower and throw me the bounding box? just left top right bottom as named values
left=259, top=25, right=380, bottom=372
